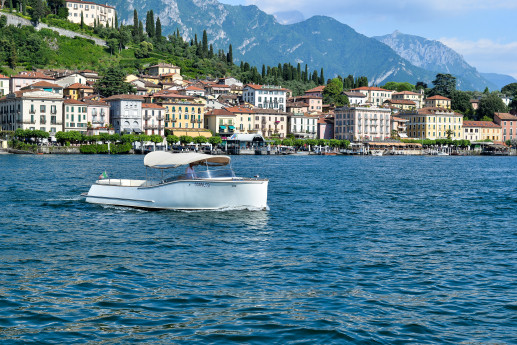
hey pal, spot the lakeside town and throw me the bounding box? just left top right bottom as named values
left=1, top=1, right=516, bottom=156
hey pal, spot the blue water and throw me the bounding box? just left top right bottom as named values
left=1, top=154, right=516, bottom=344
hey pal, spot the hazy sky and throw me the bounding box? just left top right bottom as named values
left=219, top=0, right=517, bottom=79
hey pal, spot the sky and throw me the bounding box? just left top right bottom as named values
left=219, top=0, right=517, bottom=79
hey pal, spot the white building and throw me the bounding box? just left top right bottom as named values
left=351, top=87, right=394, bottom=107
left=65, top=0, right=116, bottom=27
left=0, top=89, right=63, bottom=134
left=104, top=94, right=145, bottom=134
left=0, top=74, right=9, bottom=97
left=242, top=84, right=287, bottom=112
left=344, top=91, right=367, bottom=106
left=288, top=114, right=318, bottom=139
left=142, top=103, right=165, bottom=137
left=334, top=106, right=392, bottom=141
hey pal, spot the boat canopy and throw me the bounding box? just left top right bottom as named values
left=144, top=152, right=231, bottom=169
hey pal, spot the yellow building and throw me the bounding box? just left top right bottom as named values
left=64, top=83, right=93, bottom=100
left=149, top=92, right=205, bottom=132
left=146, top=63, right=181, bottom=77
left=204, top=109, right=237, bottom=138
left=425, top=95, right=451, bottom=109
left=398, top=107, right=463, bottom=140
left=463, top=121, right=502, bottom=142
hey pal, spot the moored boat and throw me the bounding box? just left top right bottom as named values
left=83, top=152, right=269, bottom=210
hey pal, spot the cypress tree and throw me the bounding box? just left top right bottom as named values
left=155, top=17, right=162, bottom=40
left=312, top=70, right=318, bottom=84
left=209, top=44, right=213, bottom=58
left=80, top=11, right=84, bottom=28
left=240, top=61, right=244, bottom=71
left=202, top=30, right=208, bottom=57
left=133, top=10, right=139, bottom=39
left=296, top=63, right=301, bottom=81
left=9, top=0, right=12, bottom=13
left=261, top=65, right=266, bottom=78
left=194, top=34, right=198, bottom=46
left=320, top=68, right=325, bottom=85
left=115, top=12, right=118, bottom=28
left=138, top=20, right=144, bottom=42
left=227, top=44, right=233, bottom=65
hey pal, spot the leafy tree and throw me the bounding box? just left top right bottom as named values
left=95, top=66, right=136, bottom=97
left=30, top=0, right=45, bottom=23
left=166, top=135, right=179, bottom=145
left=194, top=136, right=207, bottom=144
left=323, top=78, right=349, bottom=106
left=476, top=94, right=507, bottom=120
left=501, top=82, right=517, bottom=96
left=179, top=135, right=193, bottom=146
left=132, top=9, right=139, bottom=39
left=208, top=136, right=222, bottom=146
left=0, top=15, right=7, bottom=29
left=429, top=73, right=456, bottom=98
left=451, top=90, right=473, bottom=115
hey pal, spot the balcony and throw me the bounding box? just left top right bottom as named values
left=157, top=116, right=164, bottom=121
left=144, top=125, right=158, bottom=130
left=23, top=120, right=36, bottom=124
left=143, top=115, right=152, bottom=120
left=40, top=120, right=47, bottom=124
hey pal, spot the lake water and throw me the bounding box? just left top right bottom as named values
left=1, top=154, right=516, bottom=344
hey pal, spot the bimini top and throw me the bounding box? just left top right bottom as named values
left=144, top=152, right=231, bottom=169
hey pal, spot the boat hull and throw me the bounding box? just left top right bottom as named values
left=85, top=179, right=269, bottom=210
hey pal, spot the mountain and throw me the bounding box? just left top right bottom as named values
left=480, top=73, right=517, bottom=91
left=106, top=0, right=435, bottom=86
left=374, top=31, right=496, bottom=91
left=273, top=11, right=305, bottom=25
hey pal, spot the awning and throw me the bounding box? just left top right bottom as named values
left=219, top=125, right=227, bottom=129
left=133, top=128, right=143, bottom=133
left=144, top=152, right=230, bottom=169
left=228, top=125, right=235, bottom=129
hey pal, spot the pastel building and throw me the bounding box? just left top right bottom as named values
left=344, top=91, right=367, bottom=106
left=392, top=91, right=424, bottom=109
left=252, top=109, right=288, bottom=138
left=63, top=99, right=88, bottom=133
left=142, top=103, right=166, bottom=137
left=204, top=108, right=237, bottom=138
left=334, top=106, right=392, bottom=141
left=290, top=95, right=322, bottom=112
left=242, top=84, right=287, bottom=111
left=64, top=83, right=94, bottom=100
left=0, top=89, right=63, bottom=134
left=398, top=107, right=463, bottom=140
left=10, top=71, right=55, bottom=93
left=304, top=85, right=325, bottom=98
left=425, top=95, right=451, bottom=109
left=65, top=0, right=116, bottom=27
left=104, top=94, right=145, bottom=134
left=351, top=87, right=394, bottom=107
left=494, top=112, right=517, bottom=142
left=0, top=74, right=9, bottom=96
left=83, top=99, right=110, bottom=128
left=288, top=113, right=318, bottom=139
left=146, top=63, right=181, bottom=77
left=150, top=92, right=205, bottom=131
left=463, top=121, right=502, bottom=142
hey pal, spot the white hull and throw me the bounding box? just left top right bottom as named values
left=85, top=178, right=269, bottom=210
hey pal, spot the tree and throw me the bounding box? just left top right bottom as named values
left=451, top=90, right=473, bottom=115
left=429, top=73, right=456, bottom=98
left=179, top=135, right=193, bottom=146
left=476, top=94, right=507, bottom=120
left=47, top=0, right=65, bottom=15
left=30, top=0, right=45, bottom=23
left=146, top=10, right=155, bottom=38
left=323, top=78, right=349, bottom=106
left=106, top=38, right=118, bottom=55
left=202, top=30, right=208, bottom=58
left=132, top=9, right=139, bottom=39
left=227, top=44, right=233, bottom=65
left=0, top=15, right=7, bottom=29
left=166, top=135, right=179, bottom=145
left=446, top=129, right=453, bottom=140
left=95, top=66, right=136, bottom=97
left=501, top=82, right=517, bottom=96
left=80, top=11, right=84, bottom=29
left=319, top=68, right=324, bottom=85
left=194, top=136, right=207, bottom=144
left=208, top=136, right=222, bottom=146
left=155, top=17, right=162, bottom=41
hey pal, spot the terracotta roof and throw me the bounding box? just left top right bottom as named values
left=142, top=103, right=165, bottom=109
left=305, top=86, right=325, bottom=93
left=152, top=92, right=195, bottom=100
left=352, top=86, right=392, bottom=92
left=344, top=91, right=367, bottom=98
left=64, top=99, right=85, bottom=105
left=226, top=106, right=254, bottom=114
left=104, top=94, right=145, bottom=101
left=209, top=84, right=231, bottom=88
left=495, top=112, right=517, bottom=121
left=245, top=84, right=288, bottom=92
left=391, top=116, right=408, bottom=122
left=83, top=100, right=108, bottom=106
left=148, top=63, right=180, bottom=69
left=26, top=81, right=62, bottom=88
left=186, top=86, right=204, bottom=91
left=66, top=83, right=93, bottom=90
left=463, top=121, right=501, bottom=128
left=205, top=109, right=235, bottom=116
left=415, top=107, right=462, bottom=116
left=287, top=102, right=309, bottom=108
left=384, top=99, right=416, bottom=105
left=12, top=71, right=54, bottom=80
left=0, top=74, right=8, bottom=79
left=393, top=91, right=420, bottom=96
left=426, top=95, right=450, bottom=101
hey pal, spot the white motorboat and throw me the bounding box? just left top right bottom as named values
left=83, top=152, right=269, bottom=210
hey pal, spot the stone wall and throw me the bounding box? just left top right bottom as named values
left=2, top=12, right=106, bottom=46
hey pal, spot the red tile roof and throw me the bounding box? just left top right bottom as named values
left=226, top=106, right=254, bottom=114
left=142, top=103, right=165, bottom=109
left=494, top=112, right=517, bottom=121
left=27, top=81, right=62, bottom=88
left=463, top=121, right=501, bottom=128
left=0, top=74, right=8, bottom=79
left=245, top=84, right=288, bottom=92
left=12, top=71, right=54, bottom=80
left=426, top=95, right=450, bottom=101
left=352, top=86, right=392, bottom=92
left=186, top=86, right=204, bottom=91
left=66, top=83, right=93, bottom=90
left=64, top=99, right=85, bottom=105
left=205, top=109, right=235, bottom=116
left=305, top=85, right=325, bottom=93
left=384, top=99, right=416, bottom=105
left=412, top=107, right=461, bottom=116
left=393, top=91, right=420, bottom=95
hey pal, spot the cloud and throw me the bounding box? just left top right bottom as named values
left=440, top=38, right=517, bottom=78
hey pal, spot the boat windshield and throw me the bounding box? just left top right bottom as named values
left=196, top=168, right=236, bottom=179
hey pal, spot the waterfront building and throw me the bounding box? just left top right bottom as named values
left=392, top=90, right=424, bottom=109
left=344, top=91, right=367, bottom=106
left=334, top=106, right=392, bottom=141
left=494, top=112, right=517, bottom=142
left=104, top=94, right=145, bottom=134
left=391, top=116, right=409, bottom=138
left=251, top=108, right=288, bottom=138
left=304, top=85, right=325, bottom=98
left=463, top=121, right=502, bottom=142
left=63, top=99, right=88, bottom=133
left=398, top=107, right=463, bottom=140
left=142, top=103, right=165, bottom=137
left=204, top=108, right=237, bottom=138
left=0, top=74, right=9, bottom=96
left=83, top=99, right=110, bottom=130
left=425, top=95, right=451, bottom=109
left=351, top=87, right=394, bottom=107
left=0, top=89, right=63, bottom=134
left=65, top=0, right=116, bottom=27
left=383, top=99, right=416, bottom=111
left=64, top=83, right=94, bottom=100
left=242, top=84, right=287, bottom=112
left=226, top=106, right=255, bottom=134
left=288, top=113, right=318, bottom=139
left=317, top=116, right=334, bottom=140
left=149, top=91, right=205, bottom=131
left=10, top=71, right=55, bottom=93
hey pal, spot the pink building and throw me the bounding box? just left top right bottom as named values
left=10, top=71, right=55, bottom=93
left=494, top=112, right=517, bottom=142
left=304, top=85, right=325, bottom=98
left=83, top=100, right=110, bottom=129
